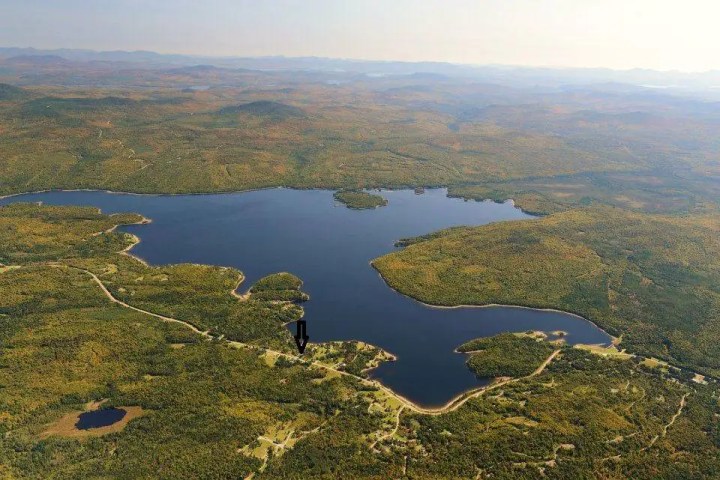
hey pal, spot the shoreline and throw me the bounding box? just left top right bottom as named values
left=0, top=185, right=517, bottom=206
left=108, top=213, right=312, bottom=324
left=0, top=180, right=477, bottom=201
left=370, top=263, right=617, bottom=346
left=0, top=185, right=289, bottom=201
left=0, top=183, right=548, bottom=222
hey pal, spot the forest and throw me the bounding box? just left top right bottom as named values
left=1, top=54, right=720, bottom=200
left=333, top=190, right=388, bottom=210
left=1, top=200, right=718, bottom=479
left=1, top=52, right=720, bottom=478
left=374, top=205, right=720, bottom=377
left=457, top=333, right=556, bottom=378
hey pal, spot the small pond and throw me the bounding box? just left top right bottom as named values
left=75, top=408, right=127, bottom=430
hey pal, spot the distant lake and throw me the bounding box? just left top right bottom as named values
left=2, top=188, right=611, bottom=406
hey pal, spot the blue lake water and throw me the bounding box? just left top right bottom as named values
left=2, top=188, right=611, bottom=406
left=75, top=408, right=127, bottom=430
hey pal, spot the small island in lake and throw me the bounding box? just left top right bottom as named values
left=334, top=190, right=388, bottom=209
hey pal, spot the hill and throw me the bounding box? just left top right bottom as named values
left=218, top=100, right=305, bottom=119
left=0, top=83, right=27, bottom=100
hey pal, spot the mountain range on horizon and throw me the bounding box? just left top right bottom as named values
left=2, top=46, right=720, bottom=92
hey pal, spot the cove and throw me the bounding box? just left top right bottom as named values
left=2, top=188, right=611, bottom=406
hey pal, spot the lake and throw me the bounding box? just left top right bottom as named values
left=2, top=188, right=611, bottom=406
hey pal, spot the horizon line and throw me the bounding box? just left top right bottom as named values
left=1, top=45, right=718, bottom=76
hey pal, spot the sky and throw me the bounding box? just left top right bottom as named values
left=0, top=0, right=718, bottom=72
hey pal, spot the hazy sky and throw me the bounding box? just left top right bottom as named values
left=1, top=0, right=718, bottom=71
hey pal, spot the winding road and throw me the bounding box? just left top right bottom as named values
left=53, top=263, right=562, bottom=416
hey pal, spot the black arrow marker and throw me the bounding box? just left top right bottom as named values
left=294, top=319, right=309, bottom=354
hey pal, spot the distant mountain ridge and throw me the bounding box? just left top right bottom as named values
left=4, top=54, right=72, bottom=65
left=2, top=46, right=720, bottom=93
